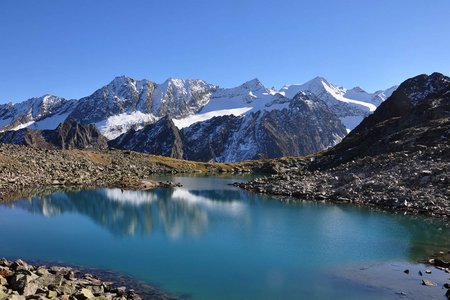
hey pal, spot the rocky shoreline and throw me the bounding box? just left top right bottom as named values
left=235, top=144, right=450, bottom=219
left=0, top=258, right=176, bottom=300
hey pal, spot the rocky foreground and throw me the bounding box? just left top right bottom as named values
left=0, top=258, right=174, bottom=300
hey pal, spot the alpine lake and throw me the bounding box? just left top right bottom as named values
left=0, top=176, right=449, bottom=299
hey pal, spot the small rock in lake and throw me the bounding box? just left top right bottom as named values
left=422, top=279, right=437, bottom=287
left=403, top=269, right=409, bottom=274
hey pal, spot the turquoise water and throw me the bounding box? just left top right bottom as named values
left=0, top=176, right=449, bottom=299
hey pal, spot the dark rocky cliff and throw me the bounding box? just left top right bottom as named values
left=108, top=116, right=184, bottom=159
left=0, top=119, right=108, bottom=150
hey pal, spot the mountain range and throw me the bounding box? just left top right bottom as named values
left=0, top=76, right=397, bottom=161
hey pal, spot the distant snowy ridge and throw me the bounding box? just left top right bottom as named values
left=280, top=77, right=397, bottom=130
left=0, top=76, right=397, bottom=139
left=0, top=95, right=77, bottom=132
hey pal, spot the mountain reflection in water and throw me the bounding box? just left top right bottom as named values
left=12, top=187, right=249, bottom=238
left=4, top=177, right=450, bottom=264
left=1, top=176, right=450, bottom=300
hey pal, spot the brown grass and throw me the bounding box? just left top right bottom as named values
left=65, top=150, right=111, bottom=165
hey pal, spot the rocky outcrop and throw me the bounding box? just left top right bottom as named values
left=109, top=117, right=184, bottom=159
left=235, top=143, right=450, bottom=218
left=236, top=73, right=450, bottom=218
left=0, top=128, right=52, bottom=149
left=0, top=119, right=109, bottom=150
left=50, top=119, right=109, bottom=150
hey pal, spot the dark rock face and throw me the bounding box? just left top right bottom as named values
left=109, top=117, right=184, bottom=159
left=0, top=128, right=50, bottom=148
left=252, top=93, right=346, bottom=159
left=49, top=119, right=109, bottom=150
left=0, top=119, right=108, bottom=150
left=181, top=115, right=241, bottom=162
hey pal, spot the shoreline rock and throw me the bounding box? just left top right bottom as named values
left=0, top=258, right=177, bottom=299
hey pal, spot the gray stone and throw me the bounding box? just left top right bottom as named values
left=422, top=279, right=437, bottom=287
left=76, top=288, right=95, bottom=299
left=22, top=282, right=39, bottom=296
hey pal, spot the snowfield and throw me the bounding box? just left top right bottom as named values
left=173, top=107, right=252, bottom=129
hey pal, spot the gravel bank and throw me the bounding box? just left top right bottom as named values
left=235, top=144, right=450, bottom=218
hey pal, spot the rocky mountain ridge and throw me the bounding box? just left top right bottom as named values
left=109, top=92, right=347, bottom=162
left=0, top=75, right=395, bottom=138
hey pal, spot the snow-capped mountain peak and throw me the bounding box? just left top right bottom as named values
left=0, top=74, right=397, bottom=139
left=239, top=78, right=266, bottom=91
left=0, top=94, right=77, bottom=132
left=349, top=86, right=366, bottom=93
left=279, top=76, right=398, bottom=131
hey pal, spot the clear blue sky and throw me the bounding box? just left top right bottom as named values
left=1, top=0, right=449, bottom=103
